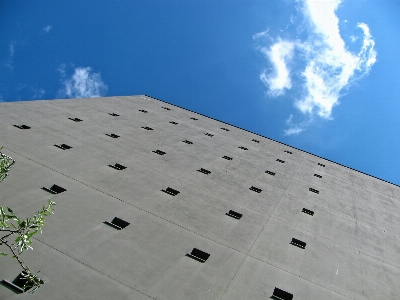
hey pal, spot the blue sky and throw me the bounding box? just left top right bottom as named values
left=1, top=0, right=400, bottom=186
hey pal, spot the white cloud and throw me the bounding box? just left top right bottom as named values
left=58, top=65, right=108, bottom=98
left=43, top=25, right=52, bottom=33
left=253, top=29, right=269, bottom=40
left=4, top=41, right=16, bottom=71
left=32, top=88, right=45, bottom=99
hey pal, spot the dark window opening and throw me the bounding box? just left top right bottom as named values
left=106, top=133, right=120, bottom=138
left=153, top=150, right=166, bottom=155
left=68, top=117, right=82, bottom=122
left=249, top=186, right=262, bottom=193
left=182, top=140, right=193, bottom=144
left=109, top=163, right=126, bottom=170
left=2, top=272, right=40, bottom=293
left=221, top=128, right=229, bottom=131
left=290, top=238, right=306, bottom=249
left=204, top=133, right=213, bottom=137
left=169, top=121, right=178, bottom=125
left=42, top=184, right=66, bottom=194
left=142, top=126, right=153, bottom=130
left=54, top=144, right=72, bottom=150
left=238, top=146, right=248, bottom=150
left=271, top=287, right=293, bottom=300
left=162, top=107, right=171, bottom=110
left=265, top=170, right=276, bottom=176
left=190, top=117, right=198, bottom=120
left=186, top=248, right=210, bottom=263
left=276, top=159, right=285, bottom=163
left=162, top=187, right=180, bottom=196
left=314, top=173, right=322, bottom=178
left=252, top=139, right=260, bottom=143
left=197, top=168, right=211, bottom=175
left=138, top=109, right=148, bottom=113
left=284, top=150, right=292, bottom=154
left=302, top=208, right=314, bottom=216
left=222, top=156, right=232, bottom=160
left=318, top=163, right=325, bottom=167
left=309, top=188, right=319, bottom=194
left=109, top=113, right=119, bottom=117
left=105, top=217, right=130, bottom=230
left=226, top=210, right=242, bottom=220
left=13, top=125, right=31, bottom=129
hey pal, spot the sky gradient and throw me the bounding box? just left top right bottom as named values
left=1, top=0, right=400, bottom=186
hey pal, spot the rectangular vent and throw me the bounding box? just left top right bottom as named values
left=42, top=184, right=66, bottom=194
left=162, top=187, right=180, bottom=196
left=226, top=210, right=242, bottom=220
left=109, top=163, right=126, bottom=170
left=314, top=173, right=322, bottom=178
left=249, top=186, right=262, bottom=193
left=162, top=107, right=171, bottom=110
left=105, top=217, right=130, bottom=230
left=109, top=113, right=119, bottom=117
left=182, top=140, right=193, bottom=144
left=284, top=150, right=292, bottom=154
left=318, top=163, right=325, bottom=167
left=169, top=121, right=178, bottom=125
left=265, top=170, right=275, bottom=176
left=252, top=139, right=260, bottom=143
left=221, top=128, right=229, bottom=131
left=106, top=133, right=120, bottom=138
left=276, top=159, right=285, bottom=163
left=197, top=168, right=211, bottom=175
left=302, top=208, right=314, bottom=216
left=290, top=238, right=306, bottom=249
left=54, top=144, right=72, bottom=150
left=138, top=109, right=148, bottom=113
left=142, top=126, right=153, bottom=130
left=153, top=150, right=166, bottom=155
left=13, top=125, right=31, bottom=129
left=271, top=287, right=293, bottom=300
left=186, top=248, right=210, bottom=263
left=222, top=156, right=232, bottom=160
left=190, top=117, right=198, bottom=120
left=238, top=146, right=248, bottom=150
left=309, top=188, right=319, bottom=194
left=204, top=133, right=213, bottom=137
left=68, top=117, right=82, bottom=122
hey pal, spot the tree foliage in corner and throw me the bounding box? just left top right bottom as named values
left=0, top=146, right=56, bottom=293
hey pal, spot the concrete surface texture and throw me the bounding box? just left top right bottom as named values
left=0, top=95, right=399, bottom=299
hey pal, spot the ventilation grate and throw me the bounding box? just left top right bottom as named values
left=182, top=140, right=193, bottom=144
left=162, top=187, right=180, bottom=196
left=249, top=186, right=262, bottom=193
left=252, top=139, right=260, bottom=143
left=186, top=248, right=210, bottom=263
left=42, top=184, right=66, bottom=194
left=142, top=126, right=153, bottom=130
left=13, top=125, right=31, bottom=129
left=318, top=163, right=325, bottom=167
left=226, top=210, right=242, bottom=220
left=290, top=238, right=306, bottom=249
left=197, top=168, right=211, bottom=175
left=109, top=113, right=119, bottom=117
left=271, top=287, right=293, bottom=300
left=276, top=159, right=285, bottom=163
left=222, top=156, right=232, bottom=160
left=314, top=173, right=322, bottom=178
left=309, top=188, right=319, bottom=194
left=138, top=109, right=148, bottom=113
left=221, top=128, right=229, bottom=131
left=105, top=217, right=130, bottom=230
left=54, top=144, right=72, bottom=150
left=162, top=107, right=171, bottom=110
left=238, top=146, right=248, bottom=150
left=109, top=163, right=126, bottom=170
left=68, top=117, right=82, bottom=122
left=265, top=170, right=276, bottom=176
left=302, top=208, right=314, bottom=216
left=284, top=150, right=292, bottom=154
left=153, top=150, right=166, bottom=155
left=169, top=121, right=178, bottom=125
left=204, top=133, right=213, bottom=137
left=106, top=133, right=120, bottom=138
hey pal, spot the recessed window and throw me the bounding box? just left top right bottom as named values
left=109, top=113, right=119, bottom=117
left=265, top=170, right=275, bottom=176
left=169, top=121, right=178, bottom=125
left=249, top=186, right=262, bottom=193
left=186, top=248, right=210, bottom=263
left=314, top=173, right=322, bottom=178
left=142, top=126, right=153, bottom=130
left=162, top=187, right=180, bottom=196
left=68, top=117, right=82, bottom=122
left=238, top=146, right=248, bottom=150
left=105, top=217, right=130, bottom=230
left=284, top=150, right=292, bottom=154
left=222, top=156, right=232, bottom=160
left=106, top=133, right=120, bottom=138
left=54, top=144, right=72, bottom=150
left=162, top=107, right=171, bottom=110
left=302, top=208, right=314, bottom=216
left=309, top=188, right=319, bottom=194
left=318, top=163, right=325, bottom=167
left=204, top=133, right=213, bottom=137
left=226, top=210, right=242, bottom=220
left=190, top=117, right=198, bottom=120
left=153, top=150, right=166, bottom=155
left=13, top=125, right=31, bottom=129
left=271, top=287, right=293, bottom=300
left=2, top=272, right=37, bottom=293
left=138, top=109, right=148, bottom=113
left=290, top=238, right=306, bottom=249
left=42, top=184, right=66, bottom=194
left=197, top=168, right=211, bottom=175
left=221, top=128, right=229, bottom=131
left=252, top=139, right=260, bottom=143
left=109, top=163, right=126, bottom=170
left=276, top=159, right=285, bottom=163
left=182, top=140, right=193, bottom=144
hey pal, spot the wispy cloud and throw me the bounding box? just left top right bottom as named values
left=43, top=25, right=52, bottom=33
left=58, top=64, right=108, bottom=98
left=32, top=88, right=45, bottom=99
left=3, top=41, right=16, bottom=71
left=255, top=0, right=377, bottom=135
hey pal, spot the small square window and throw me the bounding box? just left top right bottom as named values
left=249, top=186, right=262, bottom=193
left=142, top=126, right=153, bottom=130
left=162, top=107, right=171, bottom=110
left=271, top=287, right=293, bottom=300
left=226, top=210, right=242, bottom=220
left=182, top=140, right=193, bottom=144
left=238, top=146, right=248, bottom=150
left=190, top=117, right=198, bottom=120
left=153, top=150, right=166, bottom=155
left=265, top=170, right=275, bottom=176
left=276, top=159, right=285, bottom=163
left=221, top=128, right=229, bottom=131
left=109, top=163, right=126, bottom=170
left=197, top=168, right=211, bottom=175
left=186, top=248, right=210, bottom=263
left=284, top=150, right=292, bottom=154
left=105, top=217, right=130, bottom=230
left=13, top=125, right=31, bottom=129
left=314, top=173, right=322, bottom=178
left=318, top=162, right=325, bottom=167
left=109, top=113, right=119, bottom=117
left=169, top=121, right=178, bottom=125
left=309, top=188, right=319, bottom=194
left=162, top=187, right=180, bottom=196
left=222, top=156, right=232, bottom=160
left=42, top=184, right=66, bottom=194
left=139, top=109, right=148, bottom=113
left=106, top=133, right=120, bottom=138
left=290, top=238, right=306, bottom=249
left=302, top=208, right=314, bottom=216
left=68, top=117, right=82, bottom=122
left=204, top=133, right=213, bottom=137
left=54, top=144, right=72, bottom=150
left=252, top=139, right=260, bottom=143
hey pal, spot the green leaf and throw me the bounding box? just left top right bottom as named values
left=7, top=207, right=13, bottom=213
left=0, top=252, right=7, bottom=256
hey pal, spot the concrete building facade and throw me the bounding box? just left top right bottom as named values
left=0, top=95, right=399, bottom=299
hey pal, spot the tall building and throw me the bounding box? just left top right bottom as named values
left=0, top=95, right=399, bottom=300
